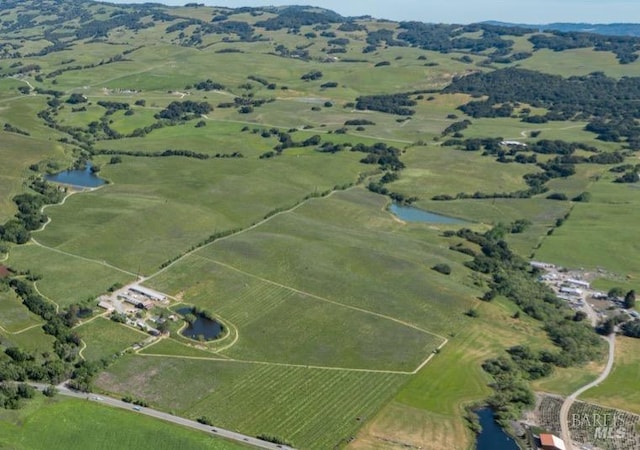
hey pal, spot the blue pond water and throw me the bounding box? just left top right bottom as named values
left=45, top=164, right=106, bottom=188
left=177, top=307, right=223, bottom=341
left=389, top=203, right=469, bottom=225
left=475, top=408, right=520, bottom=450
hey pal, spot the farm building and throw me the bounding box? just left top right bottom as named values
left=531, top=261, right=555, bottom=270
left=98, top=300, right=114, bottom=312
left=560, top=287, right=582, bottom=296
left=120, top=294, right=153, bottom=310
left=566, top=278, right=590, bottom=289
left=539, top=433, right=566, bottom=450
left=501, top=140, right=527, bottom=147
left=130, top=284, right=166, bottom=302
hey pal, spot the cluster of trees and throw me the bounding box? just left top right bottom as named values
left=0, top=381, right=36, bottom=409
left=344, top=119, right=375, bottom=126
left=352, top=142, right=404, bottom=171
left=155, top=101, right=212, bottom=122
left=614, top=170, right=639, bottom=184
left=0, top=179, right=64, bottom=244
left=96, top=100, right=130, bottom=115
left=191, top=79, right=225, bottom=91
left=254, top=6, right=344, bottom=31
left=3, top=123, right=30, bottom=136
left=355, top=93, right=417, bottom=116
left=445, top=69, right=640, bottom=149
left=301, top=70, right=323, bottom=81
left=622, top=320, right=640, bottom=338
left=217, top=95, right=274, bottom=114
left=442, top=120, right=471, bottom=136
left=367, top=171, right=417, bottom=204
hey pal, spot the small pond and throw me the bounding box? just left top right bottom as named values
left=45, top=163, right=106, bottom=188
left=177, top=307, right=223, bottom=341
left=389, top=203, right=469, bottom=225
left=475, top=408, right=520, bottom=450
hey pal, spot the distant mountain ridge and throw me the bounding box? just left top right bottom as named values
left=483, top=21, right=640, bottom=37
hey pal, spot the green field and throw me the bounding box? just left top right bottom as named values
left=0, top=396, right=247, bottom=450
left=0, top=288, right=42, bottom=333
left=535, top=172, right=640, bottom=278
left=77, top=317, right=148, bottom=362
left=6, top=243, right=135, bottom=308
left=582, top=337, right=640, bottom=414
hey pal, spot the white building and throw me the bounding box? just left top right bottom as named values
left=129, top=284, right=166, bottom=302
left=566, top=278, right=590, bottom=289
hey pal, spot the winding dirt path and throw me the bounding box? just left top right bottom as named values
left=559, top=333, right=616, bottom=449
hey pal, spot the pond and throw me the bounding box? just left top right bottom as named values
left=389, top=203, right=469, bottom=225
left=45, top=163, right=106, bottom=188
left=475, top=408, right=520, bottom=450
left=177, top=307, right=223, bottom=341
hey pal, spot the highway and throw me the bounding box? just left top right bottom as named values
left=31, top=383, right=294, bottom=450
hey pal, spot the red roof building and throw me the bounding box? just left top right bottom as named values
left=540, top=433, right=567, bottom=450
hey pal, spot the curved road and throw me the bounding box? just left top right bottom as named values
left=559, top=333, right=616, bottom=450
left=31, top=383, right=293, bottom=450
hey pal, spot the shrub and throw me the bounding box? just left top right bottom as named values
left=432, top=263, right=452, bottom=275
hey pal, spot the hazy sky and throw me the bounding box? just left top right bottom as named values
left=109, top=0, right=639, bottom=24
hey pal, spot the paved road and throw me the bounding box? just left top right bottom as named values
left=559, top=333, right=616, bottom=449
left=31, top=383, right=293, bottom=450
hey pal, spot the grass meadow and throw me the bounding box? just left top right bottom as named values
left=77, top=317, right=148, bottom=362
left=6, top=243, right=135, bottom=307
left=0, top=325, right=54, bottom=354
left=582, top=336, right=640, bottom=414
left=0, top=396, right=248, bottom=450
left=0, top=288, right=42, bottom=333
